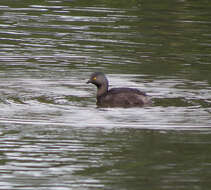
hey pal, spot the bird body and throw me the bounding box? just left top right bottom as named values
left=87, top=72, right=151, bottom=108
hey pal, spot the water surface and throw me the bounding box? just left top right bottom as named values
left=0, top=0, right=211, bottom=189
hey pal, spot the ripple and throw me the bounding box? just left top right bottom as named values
left=0, top=1, right=211, bottom=189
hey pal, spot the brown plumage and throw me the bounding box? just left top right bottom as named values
left=87, top=72, right=152, bottom=108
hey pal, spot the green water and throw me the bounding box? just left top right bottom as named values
left=0, top=0, right=211, bottom=189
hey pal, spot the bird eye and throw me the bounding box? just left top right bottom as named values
left=93, top=77, right=97, bottom=80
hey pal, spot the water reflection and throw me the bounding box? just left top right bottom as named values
left=0, top=0, right=211, bottom=189
left=1, top=73, right=210, bottom=128
left=0, top=124, right=211, bottom=189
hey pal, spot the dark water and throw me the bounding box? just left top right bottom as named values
left=0, top=0, right=211, bottom=189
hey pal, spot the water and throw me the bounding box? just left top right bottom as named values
left=0, top=0, right=211, bottom=189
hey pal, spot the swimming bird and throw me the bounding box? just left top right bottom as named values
left=87, top=72, right=151, bottom=108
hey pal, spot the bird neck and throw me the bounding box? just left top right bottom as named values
left=97, top=83, right=108, bottom=97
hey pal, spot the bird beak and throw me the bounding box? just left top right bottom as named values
left=86, top=79, right=91, bottom=84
